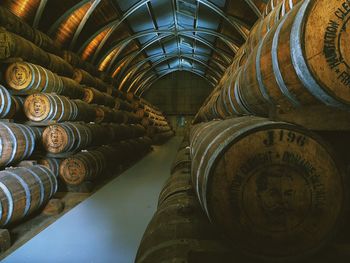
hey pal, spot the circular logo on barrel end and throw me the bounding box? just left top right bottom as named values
left=47, top=127, right=64, bottom=150
left=28, top=96, right=47, bottom=118
left=241, top=164, right=312, bottom=233
left=63, top=160, right=85, bottom=185
left=11, top=65, right=30, bottom=87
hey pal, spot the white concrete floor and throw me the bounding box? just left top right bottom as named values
left=3, top=137, right=182, bottom=263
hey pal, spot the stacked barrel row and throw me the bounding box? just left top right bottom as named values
left=136, top=139, right=235, bottom=262
left=194, top=0, right=350, bottom=122
left=189, top=116, right=347, bottom=261
left=0, top=5, right=164, bottom=232
left=128, top=93, right=174, bottom=145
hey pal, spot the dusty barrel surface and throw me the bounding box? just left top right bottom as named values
left=190, top=116, right=346, bottom=260
left=170, top=146, right=191, bottom=175
left=42, top=122, right=92, bottom=154
left=136, top=167, right=233, bottom=263
left=24, top=94, right=77, bottom=122
left=0, top=165, right=57, bottom=227
left=0, top=122, right=36, bottom=167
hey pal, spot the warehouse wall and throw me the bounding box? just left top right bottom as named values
left=144, top=71, right=212, bottom=135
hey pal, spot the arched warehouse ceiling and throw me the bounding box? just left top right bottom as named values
left=0, top=0, right=268, bottom=95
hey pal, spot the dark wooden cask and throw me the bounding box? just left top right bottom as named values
left=157, top=167, right=192, bottom=208
left=42, top=122, right=92, bottom=154
left=72, top=100, right=97, bottom=123
left=0, top=85, right=17, bottom=119
left=190, top=116, right=346, bottom=260
left=114, top=98, right=134, bottom=112
left=94, top=107, right=127, bottom=124
left=32, top=29, right=61, bottom=57
left=59, top=150, right=107, bottom=186
left=83, top=87, right=116, bottom=108
left=170, top=146, right=191, bottom=174
left=24, top=94, right=77, bottom=122
left=47, top=53, right=74, bottom=78
left=0, top=122, right=36, bottom=167
left=0, top=165, right=57, bottom=227
left=136, top=168, right=233, bottom=263
left=0, top=7, right=35, bottom=44
left=0, top=28, right=50, bottom=67
left=60, top=77, right=85, bottom=99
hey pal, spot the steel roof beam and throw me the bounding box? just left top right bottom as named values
left=69, top=0, right=101, bottom=50
left=48, top=0, right=91, bottom=36
left=111, top=33, right=232, bottom=82
left=98, top=27, right=239, bottom=70
left=244, top=0, right=263, bottom=18
left=33, top=0, right=48, bottom=28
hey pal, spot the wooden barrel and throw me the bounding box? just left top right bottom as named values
left=115, top=98, right=134, bottom=112
left=94, top=107, right=127, bottom=124
left=0, top=85, right=17, bottom=119
left=42, top=122, right=92, bottom=154
left=0, top=165, right=57, bottom=227
left=86, top=124, right=113, bottom=146
left=190, top=116, right=346, bottom=260
left=72, top=100, right=97, bottom=123
left=83, top=87, right=116, bottom=108
left=170, top=146, right=191, bottom=174
left=107, top=124, right=144, bottom=141
left=158, top=167, right=192, bottom=208
left=37, top=158, right=61, bottom=178
left=59, top=150, right=106, bottom=186
left=246, top=2, right=283, bottom=53
left=47, top=53, right=74, bottom=78
left=24, top=94, right=76, bottom=122
left=32, top=29, right=61, bottom=57
left=10, top=95, right=26, bottom=120
left=73, top=68, right=97, bottom=87
left=5, top=62, right=63, bottom=94
left=0, top=28, right=50, bottom=67
left=60, top=77, right=85, bottom=99
left=136, top=177, right=233, bottom=263
left=0, top=122, right=36, bottom=167
left=240, top=0, right=350, bottom=115
left=0, top=7, right=35, bottom=43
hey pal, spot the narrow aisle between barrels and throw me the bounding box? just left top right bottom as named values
left=2, top=137, right=182, bottom=263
